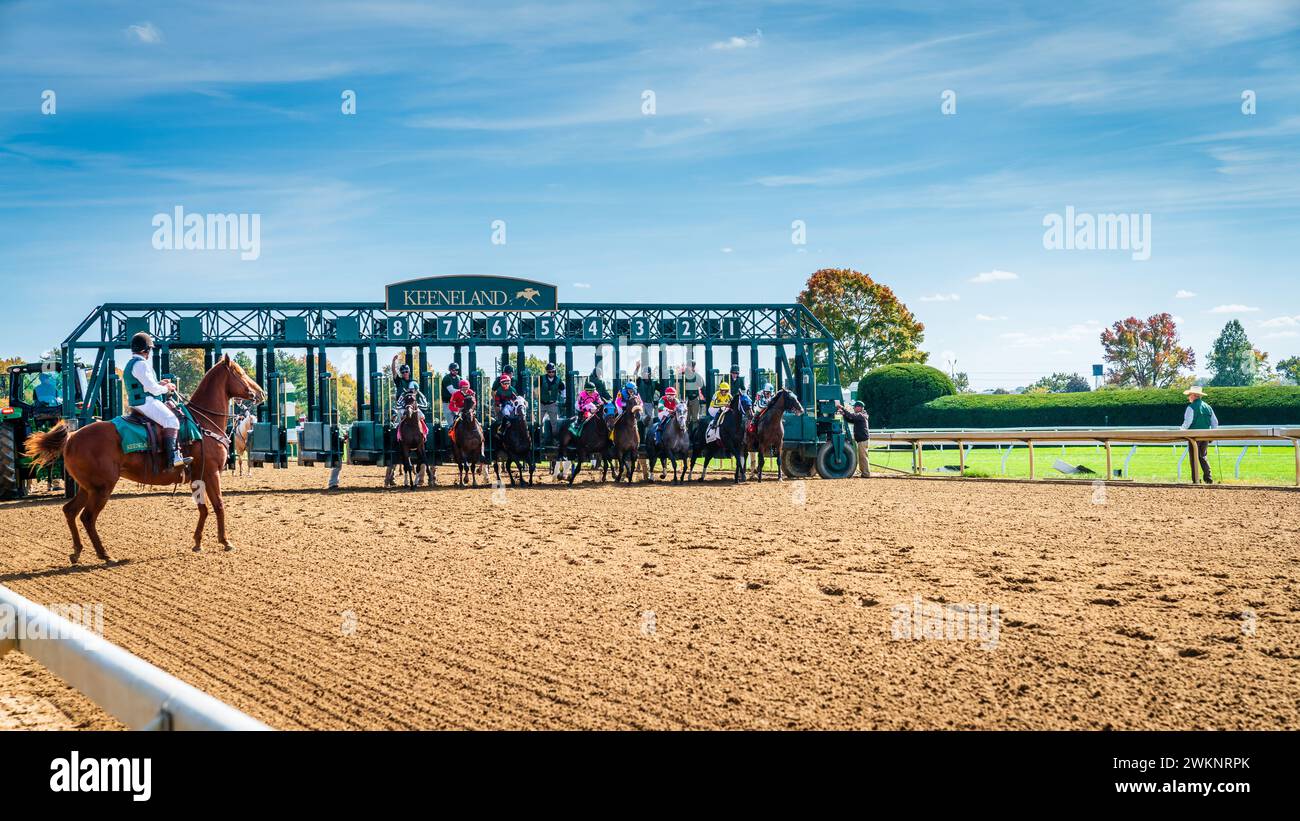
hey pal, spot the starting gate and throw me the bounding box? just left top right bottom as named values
left=48, top=274, right=857, bottom=491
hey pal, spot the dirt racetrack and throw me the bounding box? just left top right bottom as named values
left=2, top=465, right=1298, bottom=730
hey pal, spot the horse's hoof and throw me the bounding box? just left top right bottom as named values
left=192, top=544, right=202, bottom=552
left=69, top=552, right=80, bottom=566
left=222, top=544, right=235, bottom=552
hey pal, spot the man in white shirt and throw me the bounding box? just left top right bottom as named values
left=123, top=332, right=191, bottom=468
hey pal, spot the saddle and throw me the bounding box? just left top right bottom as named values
left=121, top=404, right=192, bottom=473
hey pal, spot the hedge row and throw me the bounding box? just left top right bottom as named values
left=892, top=386, right=1300, bottom=428
left=855, top=364, right=955, bottom=428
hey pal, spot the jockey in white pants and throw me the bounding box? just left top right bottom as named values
left=123, top=332, right=192, bottom=468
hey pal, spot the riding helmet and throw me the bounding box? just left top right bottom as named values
left=448, top=361, right=459, bottom=371
left=130, top=332, right=155, bottom=354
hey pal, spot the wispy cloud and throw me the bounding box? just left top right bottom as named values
left=1208, top=304, right=1260, bottom=313
left=126, top=22, right=162, bottom=44
left=1175, top=289, right=1197, bottom=298
left=975, top=314, right=1007, bottom=321
left=572, top=282, right=592, bottom=289
left=1261, top=315, right=1300, bottom=328
left=920, top=293, right=959, bottom=302
left=710, top=30, right=762, bottom=50
left=970, top=269, right=1019, bottom=284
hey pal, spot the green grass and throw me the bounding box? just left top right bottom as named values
left=868, top=443, right=1299, bottom=486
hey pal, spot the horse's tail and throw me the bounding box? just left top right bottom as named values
left=25, top=420, right=71, bottom=468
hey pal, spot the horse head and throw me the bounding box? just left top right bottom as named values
left=220, top=355, right=266, bottom=405
left=779, top=388, right=805, bottom=415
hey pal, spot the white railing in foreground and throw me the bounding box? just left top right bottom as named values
left=871, top=425, right=1300, bottom=485
left=0, top=584, right=269, bottom=731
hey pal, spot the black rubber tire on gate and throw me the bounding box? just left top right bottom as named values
left=815, top=440, right=857, bottom=480
left=780, top=448, right=814, bottom=479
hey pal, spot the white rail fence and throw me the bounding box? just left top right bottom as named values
left=871, top=425, right=1300, bottom=485
left=0, top=584, right=269, bottom=730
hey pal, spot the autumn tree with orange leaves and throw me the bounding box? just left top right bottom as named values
left=1099, top=313, right=1195, bottom=388
left=797, top=268, right=927, bottom=385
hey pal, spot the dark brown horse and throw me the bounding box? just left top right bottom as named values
left=450, top=394, right=490, bottom=486
left=25, top=355, right=265, bottom=564
left=560, top=411, right=614, bottom=484
left=747, top=388, right=804, bottom=481
left=396, top=388, right=433, bottom=489
left=610, top=398, right=644, bottom=483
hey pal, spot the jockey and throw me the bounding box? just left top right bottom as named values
left=491, top=373, right=520, bottom=437
left=706, top=380, right=731, bottom=437
left=568, top=381, right=602, bottom=437
left=657, top=386, right=679, bottom=422
left=651, top=386, right=679, bottom=443
left=577, top=381, right=602, bottom=419
left=391, top=363, right=428, bottom=433
left=448, top=378, right=475, bottom=441
left=614, top=380, right=639, bottom=413
left=754, top=382, right=775, bottom=413
left=123, top=332, right=191, bottom=468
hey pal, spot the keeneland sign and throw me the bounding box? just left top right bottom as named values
left=385, top=275, right=558, bottom=312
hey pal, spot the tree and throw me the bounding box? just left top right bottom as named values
left=1208, top=319, right=1267, bottom=387
left=1277, top=355, right=1300, bottom=385
left=1028, top=372, right=1091, bottom=393
left=797, top=268, right=927, bottom=385
left=1099, top=313, right=1195, bottom=388
left=952, top=371, right=971, bottom=393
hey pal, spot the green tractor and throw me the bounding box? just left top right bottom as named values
left=1, top=362, right=86, bottom=500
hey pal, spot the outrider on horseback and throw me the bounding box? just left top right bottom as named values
left=25, top=332, right=265, bottom=563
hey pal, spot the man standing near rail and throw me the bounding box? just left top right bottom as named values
left=1180, top=385, right=1219, bottom=484
left=836, top=400, right=871, bottom=479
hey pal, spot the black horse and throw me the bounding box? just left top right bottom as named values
left=646, top=405, right=691, bottom=483
left=493, top=400, right=535, bottom=486
left=559, top=412, right=614, bottom=484
left=689, top=391, right=750, bottom=483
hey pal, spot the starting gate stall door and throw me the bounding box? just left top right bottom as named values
left=349, top=372, right=391, bottom=466
left=299, top=373, right=342, bottom=467
left=249, top=372, right=288, bottom=468
left=419, top=370, right=441, bottom=465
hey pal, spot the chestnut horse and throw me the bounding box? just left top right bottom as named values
left=25, top=355, right=265, bottom=564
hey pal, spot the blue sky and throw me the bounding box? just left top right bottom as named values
left=1, top=0, right=1298, bottom=389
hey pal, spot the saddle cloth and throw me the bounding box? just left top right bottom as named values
left=111, top=404, right=201, bottom=458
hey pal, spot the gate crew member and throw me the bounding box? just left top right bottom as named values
left=441, top=361, right=461, bottom=426
left=836, top=400, right=871, bottom=479
left=727, top=363, right=746, bottom=396
left=681, top=360, right=706, bottom=424
left=1180, top=385, right=1219, bottom=484
left=538, top=362, right=565, bottom=443
left=123, top=332, right=191, bottom=468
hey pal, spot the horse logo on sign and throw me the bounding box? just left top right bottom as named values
left=516, top=287, right=541, bottom=305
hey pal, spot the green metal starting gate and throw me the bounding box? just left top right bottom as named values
left=47, top=274, right=858, bottom=490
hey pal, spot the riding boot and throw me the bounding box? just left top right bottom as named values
left=165, top=432, right=192, bottom=468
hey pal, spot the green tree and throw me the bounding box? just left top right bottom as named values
left=952, top=371, right=971, bottom=393
left=1099, top=313, right=1195, bottom=388
left=1028, top=372, right=1091, bottom=393
left=797, top=268, right=927, bottom=385
left=1276, top=355, right=1300, bottom=385
left=1208, top=319, right=1267, bottom=387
